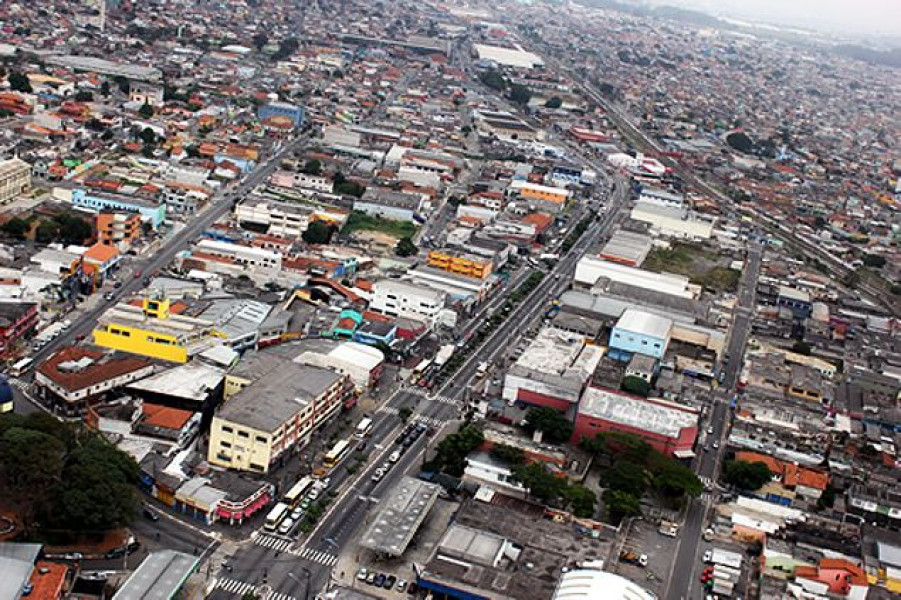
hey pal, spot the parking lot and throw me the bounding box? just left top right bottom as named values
left=613, top=517, right=680, bottom=598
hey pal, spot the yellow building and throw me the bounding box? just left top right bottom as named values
left=517, top=181, right=571, bottom=206
left=92, top=297, right=224, bottom=363
left=426, top=250, right=493, bottom=280
left=208, top=365, right=349, bottom=473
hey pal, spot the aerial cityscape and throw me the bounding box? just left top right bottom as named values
left=0, top=1, right=898, bottom=600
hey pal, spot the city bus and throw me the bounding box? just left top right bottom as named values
left=9, top=357, right=33, bottom=377
left=283, top=476, right=315, bottom=508
left=264, top=502, right=291, bottom=531
left=322, top=439, right=352, bottom=469
left=355, top=417, right=373, bottom=439
left=0, top=375, right=12, bottom=414
left=413, top=359, right=432, bottom=377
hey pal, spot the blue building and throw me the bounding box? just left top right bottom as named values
left=609, top=309, right=672, bottom=361
left=72, top=188, right=166, bottom=228
left=777, top=285, right=812, bottom=319
left=353, top=321, right=397, bottom=347
left=258, top=101, right=306, bottom=128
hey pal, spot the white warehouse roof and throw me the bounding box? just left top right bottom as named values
left=579, top=387, right=697, bottom=439
left=615, top=309, right=673, bottom=340
left=574, top=256, right=696, bottom=299
left=553, top=569, right=656, bottom=600
left=474, top=44, right=544, bottom=68
left=328, top=341, right=384, bottom=370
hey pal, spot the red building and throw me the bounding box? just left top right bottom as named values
left=0, top=301, right=38, bottom=358
left=572, top=387, right=699, bottom=457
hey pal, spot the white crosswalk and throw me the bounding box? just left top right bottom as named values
left=267, top=592, right=297, bottom=600
left=254, top=534, right=292, bottom=552
left=413, top=415, right=446, bottom=428
left=405, top=388, right=458, bottom=405
left=292, top=545, right=339, bottom=567
left=216, top=578, right=258, bottom=596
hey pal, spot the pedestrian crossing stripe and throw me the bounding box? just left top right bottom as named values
left=267, top=592, right=297, bottom=600
left=216, top=578, right=258, bottom=596
left=405, top=388, right=458, bottom=405
left=378, top=407, right=446, bottom=428
left=254, top=534, right=292, bottom=552
left=292, top=546, right=339, bottom=567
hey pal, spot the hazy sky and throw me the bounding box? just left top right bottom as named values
left=648, top=0, right=901, bottom=36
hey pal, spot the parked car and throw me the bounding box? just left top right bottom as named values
left=703, top=550, right=713, bottom=563
left=373, top=573, right=386, bottom=587
left=366, top=572, right=377, bottom=585
left=278, top=518, right=294, bottom=535
left=396, top=579, right=408, bottom=592
left=356, top=567, right=369, bottom=581
left=384, top=575, right=397, bottom=589
left=143, top=507, right=159, bottom=522
left=371, top=468, right=386, bottom=483
left=389, top=450, right=401, bottom=463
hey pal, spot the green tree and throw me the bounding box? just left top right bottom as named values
left=302, top=220, right=336, bottom=245
left=563, top=484, right=597, bottom=518
left=544, top=96, right=562, bottom=109
left=0, top=427, right=65, bottom=500
left=395, top=236, right=418, bottom=257
left=1, top=217, right=29, bottom=239
left=141, top=144, right=156, bottom=158
left=54, top=214, right=92, bottom=244
left=334, top=180, right=366, bottom=197
left=35, top=220, right=59, bottom=243
left=8, top=71, right=32, bottom=93
left=138, top=102, right=154, bottom=119
left=139, top=127, right=157, bottom=145
left=509, top=83, right=531, bottom=105
left=621, top=375, right=651, bottom=397
left=524, top=407, right=574, bottom=444
left=479, top=69, right=506, bottom=91
left=723, top=460, right=772, bottom=491
left=602, top=461, right=649, bottom=498
left=252, top=32, right=269, bottom=51
left=650, top=456, right=703, bottom=498
left=74, top=90, right=93, bottom=102
left=398, top=407, right=413, bottom=422
left=114, top=75, right=130, bottom=94
left=100, top=80, right=111, bottom=96
left=862, top=253, right=886, bottom=268
left=490, top=444, right=526, bottom=466
left=428, top=425, right=484, bottom=477
left=301, top=159, right=322, bottom=175
left=726, top=131, right=753, bottom=154
left=272, top=36, right=299, bottom=61
left=791, top=340, right=812, bottom=355
left=603, top=489, right=641, bottom=524
left=513, top=462, right=565, bottom=503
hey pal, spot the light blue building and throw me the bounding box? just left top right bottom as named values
left=609, top=309, right=672, bottom=361
left=71, top=188, right=166, bottom=228
left=258, top=101, right=306, bottom=128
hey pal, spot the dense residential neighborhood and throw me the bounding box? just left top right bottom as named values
left=0, top=1, right=898, bottom=600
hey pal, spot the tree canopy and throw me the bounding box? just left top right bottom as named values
left=544, top=96, right=563, bottom=109
left=0, top=413, right=139, bottom=534
left=621, top=375, right=651, bottom=397
left=302, top=220, right=336, bottom=245
left=509, top=83, right=532, bottom=105
left=479, top=69, right=506, bottom=91
left=395, top=236, right=418, bottom=257
left=138, top=102, right=154, bottom=119
left=301, top=159, right=322, bottom=175
left=8, top=71, right=32, bottom=93
left=723, top=460, right=772, bottom=491
left=524, top=407, right=574, bottom=444
left=426, top=425, right=484, bottom=477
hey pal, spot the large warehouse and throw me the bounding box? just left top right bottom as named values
left=572, top=387, right=699, bottom=457
left=574, top=256, right=697, bottom=299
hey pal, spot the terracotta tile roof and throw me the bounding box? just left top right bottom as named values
left=37, top=346, right=152, bottom=394
left=28, top=561, right=68, bottom=600
left=818, top=559, right=867, bottom=585
left=142, top=403, right=194, bottom=430
left=83, top=242, right=120, bottom=263
left=735, top=451, right=829, bottom=491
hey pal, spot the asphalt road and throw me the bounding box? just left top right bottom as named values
left=664, top=243, right=762, bottom=600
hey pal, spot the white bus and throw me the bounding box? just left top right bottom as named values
left=264, top=502, right=291, bottom=531
left=323, top=439, right=352, bottom=469
left=9, top=357, right=33, bottom=377
left=355, top=417, right=373, bottom=439
left=283, top=477, right=315, bottom=508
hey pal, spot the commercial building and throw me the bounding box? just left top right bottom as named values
left=93, top=297, right=225, bottom=363
left=474, top=44, right=544, bottom=69
left=472, top=109, right=542, bottom=142
left=353, top=188, right=423, bottom=221
left=509, top=180, right=571, bottom=210
left=609, top=309, right=673, bottom=361
left=208, top=365, right=349, bottom=473
left=598, top=230, right=653, bottom=267
left=0, top=157, right=31, bottom=206
left=574, top=256, right=697, bottom=299
left=630, top=201, right=716, bottom=240
left=426, top=249, right=493, bottom=280
left=572, top=387, right=699, bottom=457
left=552, top=570, right=657, bottom=600
left=0, top=301, right=38, bottom=358
left=502, top=327, right=605, bottom=412
left=235, top=196, right=313, bottom=239
left=296, top=340, right=384, bottom=391
left=777, top=285, right=812, bottom=319
left=96, top=210, right=141, bottom=249
left=258, top=101, right=306, bottom=127
left=126, top=361, right=225, bottom=428
left=370, top=279, right=447, bottom=324
left=71, top=188, right=166, bottom=228
left=193, top=239, right=282, bottom=274
left=129, top=82, right=165, bottom=107
left=359, top=477, right=441, bottom=557
left=35, top=346, right=154, bottom=412
left=45, top=54, right=162, bottom=81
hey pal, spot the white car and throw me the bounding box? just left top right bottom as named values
left=638, top=554, right=648, bottom=567
left=389, top=450, right=401, bottom=463
left=371, top=468, right=386, bottom=483
left=703, top=550, right=713, bottom=563
left=278, top=518, right=294, bottom=535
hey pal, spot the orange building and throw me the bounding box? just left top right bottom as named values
left=426, top=250, right=493, bottom=279
left=96, top=210, right=141, bottom=249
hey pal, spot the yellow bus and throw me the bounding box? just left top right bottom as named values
left=283, top=476, right=315, bottom=508
left=323, top=439, right=352, bottom=469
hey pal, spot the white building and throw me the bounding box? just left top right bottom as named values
left=552, top=570, right=656, bottom=600
left=193, top=239, right=282, bottom=274
left=295, top=341, right=384, bottom=392
left=370, top=279, right=446, bottom=324
left=630, top=201, right=716, bottom=240
left=292, top=173, right=333, bottom=193
left=0, top=158, right=32, bottom=206
left=235, top=196, right=313, bottom=239
left=574, top=256, right=697, bottom=299
left=463, top=452, right=526, bottom=497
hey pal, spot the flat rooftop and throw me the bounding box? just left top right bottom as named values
left=515, top=327, right=586, bottom=375
left=614, top=308, right=673, bottom=340
left=360, top=477, right=442, bottom=557
left=127, top=362, right=224, bottom=402
left=217, top=365, right=342, bottom=432
left=600, top=229, right=652, bottom=265
left=112, top=550, right=198, bottom=600
left=579, top=387, right=697, bottom=439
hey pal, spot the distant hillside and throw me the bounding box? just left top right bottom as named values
left=579, top=0, right=726, bottom=27
left=834, top=45, right=901, bottom=68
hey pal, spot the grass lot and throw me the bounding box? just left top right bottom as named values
left=643, top=243, right=740, bottom=293
left=341, top=211, right=418, bottom=239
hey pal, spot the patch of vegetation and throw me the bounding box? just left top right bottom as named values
left=722, top=460, right=772, bottom=491
left=644, top=243, right=739, bottom=292
left=341, top=211, right=418, bottom=239
left=523, top=407, right=574, bottom=445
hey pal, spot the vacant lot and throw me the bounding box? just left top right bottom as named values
left=643, top=243, right=740, bottom=293
left=341, top=211, right=418, bottom=240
